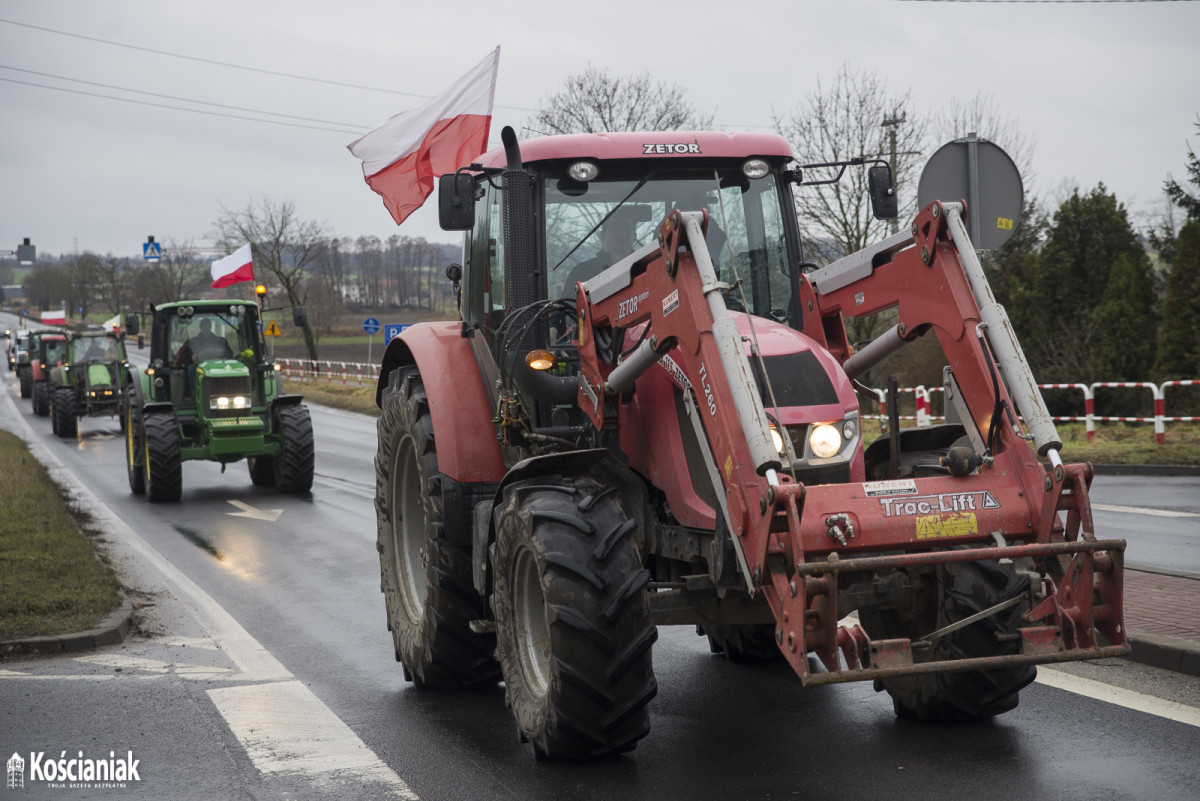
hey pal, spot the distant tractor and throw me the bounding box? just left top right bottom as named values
left=123, top=300, right=314, bottom=502
left=48, top=330, right=129, bottom=438
left=27, top=331, right=67, bottom=416
left=13, top=328, right=51, bottom=399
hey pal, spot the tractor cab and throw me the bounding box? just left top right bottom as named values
left=145, top=302, right=265, bottom=410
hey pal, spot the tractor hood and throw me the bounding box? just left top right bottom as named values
left=196, top=359, right=251, bottom=379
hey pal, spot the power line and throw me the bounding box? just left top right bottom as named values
left=0, top=17, right=538, bottom=113
left=0, top=64, right=370, bottom=131
left=895, top=1, right=1194, bottom=3
left=0, top=77, right=364, bottom=134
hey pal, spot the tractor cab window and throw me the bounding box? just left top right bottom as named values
left=170, top=311, right=252, bottom=367
left=544, top=167, right=794, bottom=322
left=40, top=338, right=64, bottom=364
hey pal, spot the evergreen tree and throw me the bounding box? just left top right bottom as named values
left=1153, top=220, right=1200, bottom=380
left=1091, top=253, right=1158, bottom=382
left=1025, top=184, right=1156, bottom=385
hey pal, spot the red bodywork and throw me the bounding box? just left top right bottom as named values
left=30, top=334, right=66, bottom=382
left=575, top=205, right=1128, bottom=685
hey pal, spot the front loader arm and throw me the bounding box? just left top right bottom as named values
left=574, top=204, right=1127, bottom=686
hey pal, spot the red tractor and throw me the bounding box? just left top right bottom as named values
left=28, top=330, right=67, bottom=417
left=373, top=126, right=1127, bottom=760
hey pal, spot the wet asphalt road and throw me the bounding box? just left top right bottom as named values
left=2, top=315, right=1198, bottom=800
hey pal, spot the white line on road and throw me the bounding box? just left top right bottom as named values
left=1037, top=667, right=1200, bottom=728
left=1093, top=503, right=1200, bottom=519
left=1, top=382, right=419, bottom=798
left=209, top=681, right=418, bottom=799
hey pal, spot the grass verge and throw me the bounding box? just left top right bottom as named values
left=283, top=379, right=380, bottom=416
left=0, top=429, right=122, bottom=641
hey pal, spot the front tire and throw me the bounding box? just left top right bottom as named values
left=861, top=556, right=1036, bottom=722
left=125, top=396, right=145, bottom=495
left=18, top=366, right=31, bottom=398
left=492, top=477, right=658, bottom=760
left=275, top=405, right=314, bottom=494
left=53, top=387, right=77, bottom=438
left=143, top=412, right=182, bottom=502
left=375, top=366, right=499, bottom=689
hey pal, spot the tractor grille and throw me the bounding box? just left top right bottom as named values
left=203, top=375, right=253, bottom=418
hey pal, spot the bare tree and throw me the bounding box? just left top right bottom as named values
left=529, top=66, right=716, bottom=134
left=141, top=239, right=208, bottom=307
left=928, top=93, right=1038, bottom=190
left=212, top=197, right=329, bottom=361
left=775, top=64, right=929, bottom=377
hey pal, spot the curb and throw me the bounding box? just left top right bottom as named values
left=1124, top=629, right=1200, bottom=678
left=0, top=595, right=134, bottom=656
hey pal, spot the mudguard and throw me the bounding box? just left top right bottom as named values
left=377, top=322, right=505, bottom=484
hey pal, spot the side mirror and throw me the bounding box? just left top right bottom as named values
left=124, top=315, right=139, bottom=336
left=438, top=173, right=476, bottom=231
left=292, top=306, right=308, bottom=328
left=868, top=165, right=898, bottom=220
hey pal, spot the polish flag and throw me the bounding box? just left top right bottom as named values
left=348, top=47, right=499, bottom=226
left=211, top=243, right=254, bottom=288
left=41, top=309, right=66, bottom=325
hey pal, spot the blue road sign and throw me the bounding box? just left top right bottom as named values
left=143, top=241, right=162, bottom=261
left=384, top=324, right=409, bottom=343
left=363, top=317, right=380, bottom=335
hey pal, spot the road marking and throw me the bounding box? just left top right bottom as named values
left=208, top=681, right=418, bottom=799
left=1037, top=667, right=1200, bottom=728
left=226, top=499, right=284, bottom=521
left=3, top=387, right=418, bottom=798
left=1093, top=503, right=1200, bottom=519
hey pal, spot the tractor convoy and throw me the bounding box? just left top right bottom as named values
left=370, top=126, right=1129, bottom=759
left=6, top=298, right=313, bottom=502
left=3, top=121, right=1130, bottom=767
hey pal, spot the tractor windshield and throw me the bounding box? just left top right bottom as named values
left=544, top=168, right=794, bottom=321
left=169, top=309, right=255, bottom=367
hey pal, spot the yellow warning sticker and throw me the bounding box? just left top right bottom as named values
left=996, top=217, right=1014, bottom=231
left=915, top=512, right=978, bottom=540
left=724, top=454, right=734, bottom=479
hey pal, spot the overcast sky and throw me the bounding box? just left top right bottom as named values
left=1, top=0, right=1197, bottom=261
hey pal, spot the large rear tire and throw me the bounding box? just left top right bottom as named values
left=32, top=381, right=50, bottom=416
left=275, top=405, right=314, bottom=494
left=248, top=455, right=277, bottom=487
left=861, top=556, right=1036, bottom=722
left=701, top=623, right=780, bottom=662
left=375, top=366, right=499, bottom=689
left=53, top=387, right=77, bottom=438
left=143, top=412, right=182, bottom=502
left=493, top=476, right=658, bottom=760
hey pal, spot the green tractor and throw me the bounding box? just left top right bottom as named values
left=123, top=300, right=314, bottom=502
left=48, top=330, right=129, bottom=438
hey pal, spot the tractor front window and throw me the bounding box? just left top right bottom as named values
left=544, top=168, right=793, bottom=320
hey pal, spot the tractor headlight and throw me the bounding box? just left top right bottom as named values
left=769, top=424, right=785, bottom=455
left=808, top=423, right=842, bottom=459
left=210, top=395, right=251, bottom=411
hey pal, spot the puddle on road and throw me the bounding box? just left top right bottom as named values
left=174, top=525, right=224, bottom=560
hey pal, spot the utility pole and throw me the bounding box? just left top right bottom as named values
left=882, top=112, right=905, bottom=234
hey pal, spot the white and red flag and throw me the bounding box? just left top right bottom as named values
left=41, top=308, right=66, bottom=325
left=348, top=47, right=499, bottom=226
left=211, top=243, right=254, bottom=288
